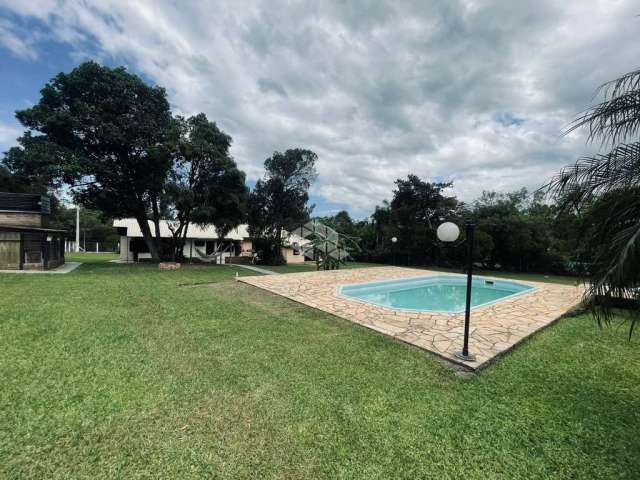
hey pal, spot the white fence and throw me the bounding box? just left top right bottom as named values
left=65, top=241, right=117, bottom=253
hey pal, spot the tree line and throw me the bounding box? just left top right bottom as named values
left=0, top=62, right=316, bottom=263
left=318, top=178, right=584, bottom=275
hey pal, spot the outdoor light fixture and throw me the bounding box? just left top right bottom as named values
left=436, top=222, right=460, bottom=243
left=391, top=236, right=398, bottom=265
left=437, top=219, right=477, bottom=362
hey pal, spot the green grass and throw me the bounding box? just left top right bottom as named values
left=1, top=255, right=639, bottom=479
left=66, top=252, right=119, bottom=263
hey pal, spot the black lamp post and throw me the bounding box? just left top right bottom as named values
left=391, top=236, right=397, bottom=265
left=437, top=219, right=477, bottom=362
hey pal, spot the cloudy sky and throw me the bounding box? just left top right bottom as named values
left=0, top=1, right=637, bottom=217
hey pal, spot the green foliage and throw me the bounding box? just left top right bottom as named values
left=4, top=62, right=251, bottom=263
left=390, top=175, right=459, bottom=251
left=248, top=149, right=317, bottom=265
left=472, top=189, right=568, bottom=272
left=1, top=132, right=71, bottom=191
left=550, top=68, right=640, bottom=329
left=345, top=178, right=580, bottom=274
left=0, top=164, right=33, bottom=193
left=53, top=206, right=120, bottom=250
left=164, top=114, right=248, bottom=260
left=318, top=210, right=357, bottom=237
left=13, top=61, right=173, bottom=259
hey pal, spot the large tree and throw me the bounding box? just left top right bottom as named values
left=13, top=61, right=173, bottom=260
left=164, top=114, right=248, bottom=260
left=549, top=68, right=640, bottom=328
left=371, top=201, right=392, bottom=251
left=389, top=175, right=459, bottom=262
left=248, top=149, right=317, bottom=264
left=473, top=189, right=558, bottom=272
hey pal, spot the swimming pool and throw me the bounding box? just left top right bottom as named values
left=339, top=275, right=535, bottom=313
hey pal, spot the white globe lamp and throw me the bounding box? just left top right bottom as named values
left=436, top=222, right=460, bottom=243
left=391, top=236, right=397, bottom=243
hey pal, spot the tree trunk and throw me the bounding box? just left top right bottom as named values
left=151, top=196, right=162, bottom=259
left=135, top=215, right=161, bottom=260
left=275, top=226, right=285, bottom=265
left=178, top=221, right=190, bottom=259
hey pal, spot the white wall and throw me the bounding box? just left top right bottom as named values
left=283, top=246, right=305, bottom=264
left=119, top=236, right=134, bottom=261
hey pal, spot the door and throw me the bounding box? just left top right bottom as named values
left=0, top=232, right=21, bottom=269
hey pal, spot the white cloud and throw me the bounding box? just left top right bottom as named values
left=0, top=0, right=638, bottom=215
left=0, top=18, right=38, bottom=60
left=0, top=119, right=22, bottom=151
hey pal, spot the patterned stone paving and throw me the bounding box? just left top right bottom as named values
left=239, top=267, right=584, bottom=370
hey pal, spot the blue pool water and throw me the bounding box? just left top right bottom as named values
left=339, top=275, right=534, bottom=313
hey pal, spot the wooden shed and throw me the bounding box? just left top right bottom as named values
left=0, top=192, right=65, bottom=270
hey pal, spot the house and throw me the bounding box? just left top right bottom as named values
left=113, top=218, right=306, bottom=264
left=0, top=192, right=65, bottom=270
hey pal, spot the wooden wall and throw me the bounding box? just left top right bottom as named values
left=0, top=232, right=21, bottom=269
left=0, top=212, right=44, bottom=227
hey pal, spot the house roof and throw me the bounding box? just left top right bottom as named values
left=113, top=218, right=251, bottom=240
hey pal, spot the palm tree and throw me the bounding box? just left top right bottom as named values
left=549, top=69, right=640, bottom=332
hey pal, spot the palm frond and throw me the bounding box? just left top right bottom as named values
left=598, top=68, right=640, bottom=99
left=547, top=142, right=640, bottom=206
left=552, top=68, right=640, bottom=335
left=564, top=69, right=640, bottom=145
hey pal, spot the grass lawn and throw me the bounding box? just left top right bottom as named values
left=1, top=254, right=639, bottom=479
left=66, top=252, right=120, bottom=263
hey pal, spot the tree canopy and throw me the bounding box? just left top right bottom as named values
left=164, top=114, right=248, bottom=259
left=322, top=178, right=581, bottom=275
left=2, top=62, right=250, bottom=261
left=248, top=149, right=317, bottom=264
left=13, top=61, right=173, bottom=259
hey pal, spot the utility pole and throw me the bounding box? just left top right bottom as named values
left=75, top=205, right=80, bottom=252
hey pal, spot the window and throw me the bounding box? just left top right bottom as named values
left=194, top=240, right=205, bottom=247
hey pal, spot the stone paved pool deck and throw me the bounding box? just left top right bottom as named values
left=239, top=267, right=584, bottom=370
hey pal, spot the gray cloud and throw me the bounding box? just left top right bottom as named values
left=0, top=0, right=638, bottom=215
left=258, top=78, right=288, bottom=97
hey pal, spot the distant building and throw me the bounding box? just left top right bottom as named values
left=113, top=218, right=306, bottom=264
left=0, top=192, right=65, bottom=270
